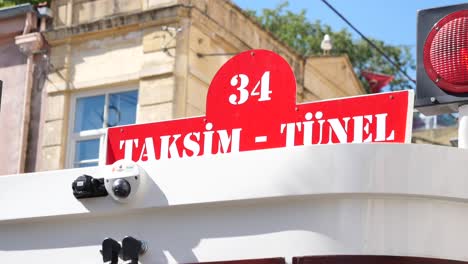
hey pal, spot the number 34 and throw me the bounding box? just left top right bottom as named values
left=228, top=71, right=272, bottom=105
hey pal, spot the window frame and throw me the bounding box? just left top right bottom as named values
left=66, top=85, right=139, bottom=168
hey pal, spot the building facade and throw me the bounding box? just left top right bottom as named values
left=34, top=0, right=364, bottom=172
left=0, top=0, right=364, bottom=175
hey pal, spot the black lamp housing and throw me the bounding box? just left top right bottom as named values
left=415, top=3, right=468, bottom=115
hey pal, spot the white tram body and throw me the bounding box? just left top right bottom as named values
left=1, top=143, right=467, bottom=263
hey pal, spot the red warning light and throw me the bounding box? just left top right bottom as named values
left=423, top=10, right=468, bottom=93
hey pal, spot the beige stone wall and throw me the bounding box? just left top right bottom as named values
left=40, top=92, right=68, bottom=170
left=42, top=0, right=185, bottom=171
left=52, top=0, right=176, bottom=27
left=185, top=25, right=236, bottom=115
left=189, top=0, right=305, bottom=102
left=40, top=24, right=177, bottom=170
left=304, top=56, right=365, bottom=100
left=185, top=1, right=363, bottom=111
left=190, top=0, right=302, bottom=74
left=139, top=74, right=175, bottom=123
left=182, top=1, right=306, bottom=117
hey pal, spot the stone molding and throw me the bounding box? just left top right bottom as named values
left=14, top=32, right=45, bottom=55
left=44, top=4, right=187, bottom=44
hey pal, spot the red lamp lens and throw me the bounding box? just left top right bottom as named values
left=424, top=10, right=468, bottom=93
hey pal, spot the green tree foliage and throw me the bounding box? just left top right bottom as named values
left=246, top=1, right=415, bottom=92
left=0, top=0, right=43, bottom=8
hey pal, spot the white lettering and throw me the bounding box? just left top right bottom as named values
left=217, top=128, right=242, bottom=153
left=138, top=137, right=156, bottom=162
left=281, top=122, right=301, bottom=147
left=352, top=115, right=373, bottom=143
left=160, top=134, right=181, bottom=159
left=363, top=115, right=373, bottom=142
left=374, top=113, right=395, bottom=141
left=327, top=117, right=351, bottom=144
left=120, top=139, right=138, bottom=161
left=203, top=123, right=214, bottom=156
left=303, top=112, right=314, bottom=145
left=183, top=132, right=201, bottom=157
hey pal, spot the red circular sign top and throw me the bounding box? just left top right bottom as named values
left=206, top=49, right=297, bottom=127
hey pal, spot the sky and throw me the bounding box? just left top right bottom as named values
left=233, top=0, right=467, bottom=81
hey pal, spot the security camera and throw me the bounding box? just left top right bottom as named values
left=112, top=178, right=132, bottom=198
left=104, top=160, right=147, bottom=203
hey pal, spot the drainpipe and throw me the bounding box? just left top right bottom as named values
left=14, top=12, right=44, bottom=173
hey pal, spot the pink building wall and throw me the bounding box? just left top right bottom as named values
left=0, top=20, right=28, bottom=175
left=0, top=5, right=46, bottom=175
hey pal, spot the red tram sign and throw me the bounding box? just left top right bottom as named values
left=107, top=50, right=413, bottom=164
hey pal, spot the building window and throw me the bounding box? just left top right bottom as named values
left=68, top=89, right=138, bottom=168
